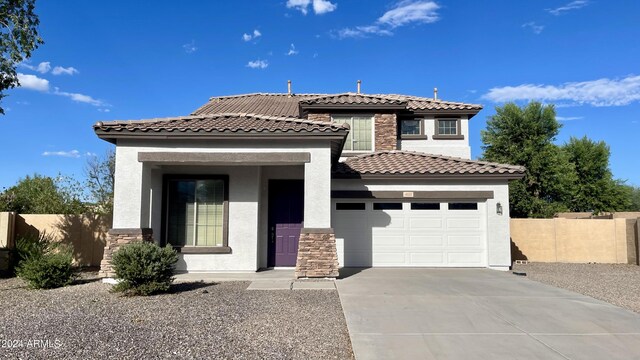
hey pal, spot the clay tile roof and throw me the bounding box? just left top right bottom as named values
left=192, top=93, right=328, bottom=117
left=299, top=93, right=407, bottom=106
left=334, top=151, right=525, bottom=178
left=94, top=113, right=349, bottom=134
left=191, top=93, right=482, bottom=117
left=373, top=94, right=483, bottom=111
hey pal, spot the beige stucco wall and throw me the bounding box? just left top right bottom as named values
left=14, top=214, right=111, bottom=267
left=0, top=212, right=15, bottom=248
left=511, top=218, right=637, bottom=264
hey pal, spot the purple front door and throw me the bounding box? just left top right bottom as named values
left=268, top=180, right=304, bottom=267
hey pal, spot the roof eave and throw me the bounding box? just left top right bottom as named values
left=410, top=108, right=482, bottom=119
left=94, top=129, right=349, bottom=142
left=300, top=103, right=407, bottom=111
left=331, top=173, right=525, bottom=180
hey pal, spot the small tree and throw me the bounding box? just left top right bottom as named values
left=481, top=102, right=576, bottom=218
left=0, top=0, right=44, bottom=114
left=85, top=149, right=115, bottom=214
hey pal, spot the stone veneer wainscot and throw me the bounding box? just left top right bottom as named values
left=98, top=228, right=153, bottom=278
left=295, top=228, right=339, bottom=278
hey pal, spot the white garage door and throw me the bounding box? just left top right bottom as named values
left=332, top=200, right=487, bottom=267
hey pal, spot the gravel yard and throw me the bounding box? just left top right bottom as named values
left=513, top=262, right=640, bottom=313
left=0, top=275, right=353, bottom=359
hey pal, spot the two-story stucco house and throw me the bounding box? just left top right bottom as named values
left=94, top=88, right=524, bottom=278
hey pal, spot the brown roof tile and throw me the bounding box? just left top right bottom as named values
left=299, top=93, right=407, bottom=106
left=192, top=93, right=482, bottom=117
left=192, top=93, right=326, bottom=117
left=334, top=151, right=525, bottom=178
left=94, top=113, right=349, bottom=134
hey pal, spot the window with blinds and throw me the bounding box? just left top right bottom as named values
left=167, top=178, right=225, bottom=247
left=332, top=115, right=373, bottom=151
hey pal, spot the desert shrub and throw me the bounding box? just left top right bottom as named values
left=13, top=232, right=56, bottom=267
left=16, top=249, right=75, bottom=289
left=111, top=242, right=178, bottom=296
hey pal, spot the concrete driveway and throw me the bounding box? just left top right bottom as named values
left=336, top=268, right=640, bottom=360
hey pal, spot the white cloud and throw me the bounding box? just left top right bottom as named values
left=53, top=87, right=107, bottom=107
left=286, top=43, right=299, bottom=56
left=97, top=108, right=111, bottom=113
left=547, top=0, right=589, bottom=16
left=246, top=60, right=269, bottom=69
left=20, top=61, right=51, bottom=74
left=52, top=66, right=79, bottom=75
left=556, top=116, right=583, bottom=121
left=336, top=1, right=439, bottom=38
left=482, top=75, right=640, bottom=107
left=522, top=22, right=544, bottom=34
left=42, top=150, right=81, bottom=158
left=242, top=29, right=262, bottom=42
left=313, top=0, right=337, bottom=14
left=287, top=0, right=337, bottom=15
left=17, top=73, right=50, bottom=92
left=378, top=0, right=440, bottom=28
left=182, top=40, right=197, bottom=53
left=336, top=25, right=393, bottom=39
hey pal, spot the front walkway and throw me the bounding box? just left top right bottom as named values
left=336, top=268, right=640, bottom=360
left=174, top=269, right=336, bottom=290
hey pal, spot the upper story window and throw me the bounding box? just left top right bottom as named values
left=434, top=118, right=464, bottom=139
left=400, top=119, right=427, bottom=139
left=332, top=115, right=373, bottom=151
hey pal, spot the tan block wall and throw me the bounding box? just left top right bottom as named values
left=0, top=212, right=15, bottom=248
left=14, top=214, right=111, bottom=267
left=511, top=218, right=637, bottom=264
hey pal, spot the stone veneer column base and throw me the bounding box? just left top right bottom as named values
left=98, top=228, right=153, bottom=278
left=295, top=228, right=339, bottom=278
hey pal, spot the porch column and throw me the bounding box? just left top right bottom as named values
left=296, top=147, right=339, bottom=278
left=100, top=147, right=154, bottom=278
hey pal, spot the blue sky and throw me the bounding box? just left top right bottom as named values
left=1, top=0, right=639, bottom=190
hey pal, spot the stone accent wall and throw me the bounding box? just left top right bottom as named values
left=98, top=228, right=153, bottom=278
left=295, top=228, right=339, bottom=278
left=375, top=113, right=397, bottom=150
left=306, top=113, right=331, bottom=122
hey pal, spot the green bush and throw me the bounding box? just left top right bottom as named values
left=16, top=250, right=75, bottom=289
left=13, top=232, right=56, bottom=268
left=111, top=242, right=178, bottom=296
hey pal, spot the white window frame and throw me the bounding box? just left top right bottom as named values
left=332, top=114, right=375, bottom=152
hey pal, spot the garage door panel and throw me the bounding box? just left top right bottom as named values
left=409, top=235, right=444, bottom=246
left=448, top=235, right=482, bottom=246
left=409, top=217, right=443, bottom=229
left=447, top=252, right=483, bottom=265
left=410, top=252, right=445, bottom=265
left=447, top=218, right=481, bottom=229
left=373, top=252, right=407, bottom=265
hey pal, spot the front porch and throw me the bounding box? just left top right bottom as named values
left=101, top=141, right=341, bottom=278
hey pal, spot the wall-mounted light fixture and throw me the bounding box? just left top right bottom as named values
left=496, top=202, right=503, bottom=215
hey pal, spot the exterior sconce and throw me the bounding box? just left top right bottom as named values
left=496, top=202, right=503, bottom=216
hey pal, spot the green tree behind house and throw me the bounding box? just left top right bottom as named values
left=0, top=174, right=86, bottom=214
left=561, top=136, right=631, bottom=213
left=481, top=102, right=576, bottom=218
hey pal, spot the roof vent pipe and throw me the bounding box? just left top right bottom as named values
left=357, top=80, right=361, bottom=94
left=287, top=80, right=292, bottom=97
left=434, top=87, right=438, bottom=100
